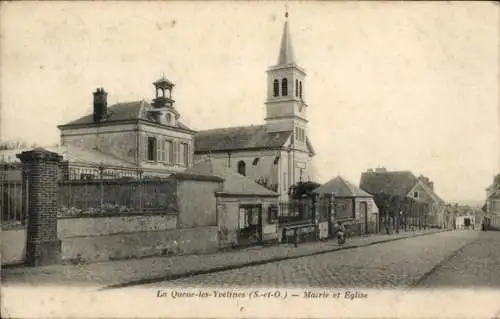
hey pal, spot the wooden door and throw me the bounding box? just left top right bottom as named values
left=360, top=201, right=368, bottom=234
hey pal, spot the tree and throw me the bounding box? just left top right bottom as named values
left=288, top=181, right=321, bottom=199
left=0, top=140, right=39, bottom=150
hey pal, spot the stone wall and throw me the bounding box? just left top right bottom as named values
left=0, top=227, right=26, bottom=265
left=176, top=178, right=222, bottom=228
left=1, top=213, right=220, bottom=265
left=58, top=214, right=218, bottom=263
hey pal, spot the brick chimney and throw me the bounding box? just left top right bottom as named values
left=93, top=88, right=108, bottom=123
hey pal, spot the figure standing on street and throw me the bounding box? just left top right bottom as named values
left=336, top=222, right=346, bottom=245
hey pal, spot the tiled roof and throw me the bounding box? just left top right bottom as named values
left=188, top=158, right=278, bottom=197
left=194, top=125, right=292, bottom=153
left=316, top=176, right=373, bottom=197
left=59, top=100, right=194, bottom=131
left=359, top=170, right=419, bottom=197
left=0, top=145, right=137, bottom=168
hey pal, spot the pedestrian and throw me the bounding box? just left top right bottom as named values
left=337, top=222, right=346, bottom=245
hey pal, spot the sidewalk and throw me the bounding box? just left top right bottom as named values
left=1, top=229, right=445, bottom=289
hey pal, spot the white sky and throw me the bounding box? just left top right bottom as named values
left=1, top=1, right=498, bottom=203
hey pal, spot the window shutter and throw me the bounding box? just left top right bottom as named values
left=159, top=137, right=164, bottom=162
left=163, top=140, right=168, bottom=163
left=174, top=141, right=179, bottom=164
left=168, top=141, right=174, bottom=164
left=142, top=135, right=147, bottom=161
left=154, top=138, right=159, bottom=161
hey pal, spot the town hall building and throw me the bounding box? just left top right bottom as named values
left=53, top=13, right=316, bottom=199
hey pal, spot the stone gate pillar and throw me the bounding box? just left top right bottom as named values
left=17, top=148, right=62, bottom=266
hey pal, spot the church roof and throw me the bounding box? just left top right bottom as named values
left=359, top=170, right=419, bottom=197
left=277, top=18, right=295, bottom=66
left=194, top=125, right=292, bottom=153
left=58, top=100, right=194, bottom=132
left=188, top=158, right=279, bottom=197
left=316, top=176, right=373, bottom=198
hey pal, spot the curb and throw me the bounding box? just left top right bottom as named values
left=101, top=230, right=446, bottom=290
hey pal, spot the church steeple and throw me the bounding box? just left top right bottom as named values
left=265, top=9, right=308, bottom=135
left=277, top=11, right=296, bottom=66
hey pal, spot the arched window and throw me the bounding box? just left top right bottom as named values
left=299, top=81, right=303, bottom=98
left=166, top=113, right=172, bottom=124
left=273, top=80, right=279, bottom=97
left=281, top=78, right=288, bottom=96
left=295, top=79, right=299, bottom=97
left=237, top=161, right=246, bottom=176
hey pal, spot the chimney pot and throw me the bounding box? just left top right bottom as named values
left=93, top=87, right=108, bottom=123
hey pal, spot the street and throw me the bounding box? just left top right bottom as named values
left=142, top=231, right=498, bottom=289
left=416, top=231, right=500, bottom=288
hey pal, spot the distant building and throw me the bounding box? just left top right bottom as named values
left=359, top=168, right=446, bottom=228
left=486, top=174, right=500, bottom=215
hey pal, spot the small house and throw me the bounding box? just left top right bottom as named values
left=315, top=176, right=379, bottom=235
left=188, top=158, right=280, bottom=248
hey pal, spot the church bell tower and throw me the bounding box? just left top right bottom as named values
left=265, top=11, right=308, bottom=147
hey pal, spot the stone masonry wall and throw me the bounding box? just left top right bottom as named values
left=57, top=214, right=218, bottom=263
left=176, top=179, right=222, bottom=228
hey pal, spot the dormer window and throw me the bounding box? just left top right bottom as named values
left=281, top=78, right=288, bottom=96
left=414, top=191, right=419, bottom=199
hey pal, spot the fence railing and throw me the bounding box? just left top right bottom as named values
left=57, top=166, right=177, bottom=218
left=0, top=163, right=27, bottom=227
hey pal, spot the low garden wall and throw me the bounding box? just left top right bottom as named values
left=0, top=226, right=26, bottom=265
left=1, top=213, right=219, bottom=265
left=60, top=214, right=218, bottom=263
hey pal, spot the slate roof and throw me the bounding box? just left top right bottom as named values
left=188, top=158, right=279, bottom=197
left=277, top=19, right=295, bottom=66
left=194, top=125, right=292, bottom=153
left=0, top=145, right=137, bottom=168
left=58, top=100, right=194, bottom=131
left=316, top=176, right=373, bottom=197
left=359, top=170, right=419, bottom=197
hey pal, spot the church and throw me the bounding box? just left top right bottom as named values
left=56, top=13, right=316, bottom=199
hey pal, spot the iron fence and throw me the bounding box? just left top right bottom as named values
left=57, top=166, right=176, bottom=217
left=0, top=163, right=27, bottom=227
